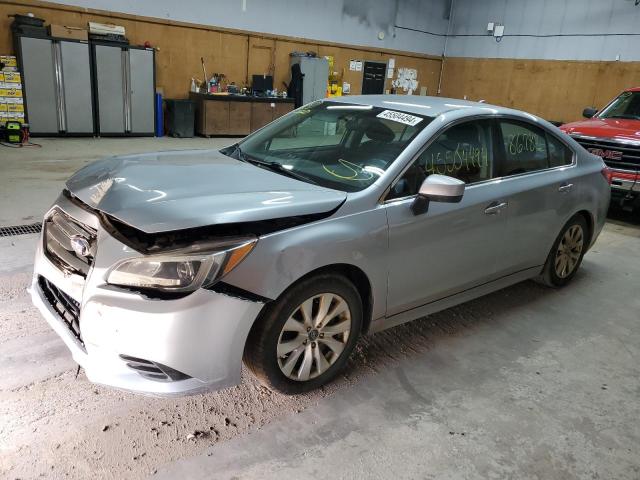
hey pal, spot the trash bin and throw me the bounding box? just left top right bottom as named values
left=165, top=99, right=195, bottom=138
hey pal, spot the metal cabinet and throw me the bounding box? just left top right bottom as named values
left=290, top=57, right=329, bottom=106
left=17, top=35, right=94, bottom=135
left=92, top=44, right=155, bottom=136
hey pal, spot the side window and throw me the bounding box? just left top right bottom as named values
left=547, top=133, right=574, bottom=167
left=499, top=121, right=549, bottom=176
left=389, top=120, right=494, bottom=199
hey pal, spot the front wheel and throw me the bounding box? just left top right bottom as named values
left=243, top=274, right=362, bottom=394
left=539, top=214, right=588, bottom=287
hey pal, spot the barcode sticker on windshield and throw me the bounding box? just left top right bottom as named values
left=376, top=110, right=423, bottom=126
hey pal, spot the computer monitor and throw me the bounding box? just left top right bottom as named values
left=252, top=74, right=273, bottom=93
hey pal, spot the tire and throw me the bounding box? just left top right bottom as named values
left=243, top=273, right=363, bottom=395
left=538, top=214, right=588, bottom=288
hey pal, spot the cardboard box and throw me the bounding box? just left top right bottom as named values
left=49, top=24, right=88, bottom=41
left=0, top=88, right=23, bottom=98
left=0, top=55, right=17, bottom=68
left=3, top=72, right=21, bottom=84
left=7, top=103, right=24, bottom=113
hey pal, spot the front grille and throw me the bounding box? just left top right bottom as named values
left=44, top=209, right=97, bottom=277
left=573, top=136, right=640, bottom=171
left=119, top=355, right=191, bottom=382
left=38, top=275, right=83, bottom=346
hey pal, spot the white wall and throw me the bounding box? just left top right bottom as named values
left=447, top=0, right=640, bottom=61
left=44, top=0, right=451, bottom=56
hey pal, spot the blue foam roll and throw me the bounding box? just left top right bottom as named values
left=155, top=93, right=164, bottom=137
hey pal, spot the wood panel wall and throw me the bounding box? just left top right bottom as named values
left=0, top=0, right=441, bottom=100
left=4, top=1, right=635, bottom=123
left=440, top=57, right=640, bottom=123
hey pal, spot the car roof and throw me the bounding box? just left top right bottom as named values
left=325, top=94, right=527, bottom=119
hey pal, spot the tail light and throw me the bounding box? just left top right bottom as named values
left=601, top=167, right=613, bottom=185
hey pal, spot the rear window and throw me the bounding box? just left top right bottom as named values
left=547, top=134, right=573, bottom=167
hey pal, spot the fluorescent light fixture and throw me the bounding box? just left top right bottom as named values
left=383, top=101, right=431, bottom=109
left=326, top=105, right=373, bottom=110
left=444, top=103, right=473, bottom=108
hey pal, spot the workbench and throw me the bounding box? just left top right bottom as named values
left=189, top=93, right=295, bottom=136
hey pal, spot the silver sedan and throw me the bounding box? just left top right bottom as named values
left=30, top=95, right=610, bottom=395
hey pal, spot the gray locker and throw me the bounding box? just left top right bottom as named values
left=18, top=36, right=94, bottom=135
left=60, top=42, right=94, bottom=133
left=94, top=44, right=155, bottom=136
left=291, top=57, right=329, bottom=106
left=129, top=49, right=155, bottom=134
left=94, top=45, right=125, bottom=134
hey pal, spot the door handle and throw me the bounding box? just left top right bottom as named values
left=558, top=183, right=574, bottom=193
left=484, top=201, right=508, bottom=215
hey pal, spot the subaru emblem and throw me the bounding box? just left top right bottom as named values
left=70, top=235, right=91, bottom=258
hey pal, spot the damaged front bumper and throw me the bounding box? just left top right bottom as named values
left=30, top=194, right=266, bottom=396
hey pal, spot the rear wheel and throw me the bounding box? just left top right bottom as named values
left=539, top=215, right=588, bottom=287
left=244, top=274, right=362, bottom=394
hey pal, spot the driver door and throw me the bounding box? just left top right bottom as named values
left=384, top=119, right=509, bottom=316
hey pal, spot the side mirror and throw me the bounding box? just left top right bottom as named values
left=411, top=174, right=465, bottom=215
left=582, top=107, right=598, bottom=119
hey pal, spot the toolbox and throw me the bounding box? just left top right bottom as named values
left=49, top=24, right=88, bottom=41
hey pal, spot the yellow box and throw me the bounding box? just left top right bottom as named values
left=6, top=112, right=25, bottom=124
left=7, top=103, right=24, bottom=113
left=4, top=71, right=21, bottom=83
left=0, top=103, right=7, bottom=112
left=0, top=55, right=17, bottom=68
left=3, top=88, right=22, bottom=98
left=0, top=72, right=4, bottom=83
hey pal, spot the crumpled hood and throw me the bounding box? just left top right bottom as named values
left=66, top=149, right=346, bottom=233
left=561, top=118, right=640, bottom=144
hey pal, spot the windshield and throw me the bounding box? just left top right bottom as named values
left=598, top=91, right=640, bottom=120
left=227, top=101, right=432, bottom=192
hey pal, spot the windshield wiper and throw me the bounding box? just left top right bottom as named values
left=233, top=145, right=317, bottom=185
left=248, top=157, right=318, bottom=185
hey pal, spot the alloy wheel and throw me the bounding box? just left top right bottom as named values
left=276, top=293, right=352, bottom=381
left=554, top=224, right=584, bottom=278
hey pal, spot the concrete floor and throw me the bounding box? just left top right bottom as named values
left=1, top=138, right=639, bottom=479
left=0, top=137, right=238, bottom=227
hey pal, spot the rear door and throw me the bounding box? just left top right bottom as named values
left=494, top=119, right=577, bottom=273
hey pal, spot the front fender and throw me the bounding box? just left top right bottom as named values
left=222, top=207, right=389, bottom=321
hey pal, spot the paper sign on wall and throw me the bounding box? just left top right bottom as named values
left=355, top=61, right=363, bottom=71
left=392, top=67, right=419, bottom=94
left=388, top=58, right=395, bottom=69
left=386, top=68, right=394, bottom=79
left=349, top=60, right=357, bottom=71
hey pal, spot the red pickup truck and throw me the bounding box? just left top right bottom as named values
left=560, top=88, right=640, bottom=211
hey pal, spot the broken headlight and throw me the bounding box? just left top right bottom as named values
left=107, top=239, right=257, bottom=293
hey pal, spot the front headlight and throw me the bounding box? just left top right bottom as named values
left=107, top=239, right=257, bottom=293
